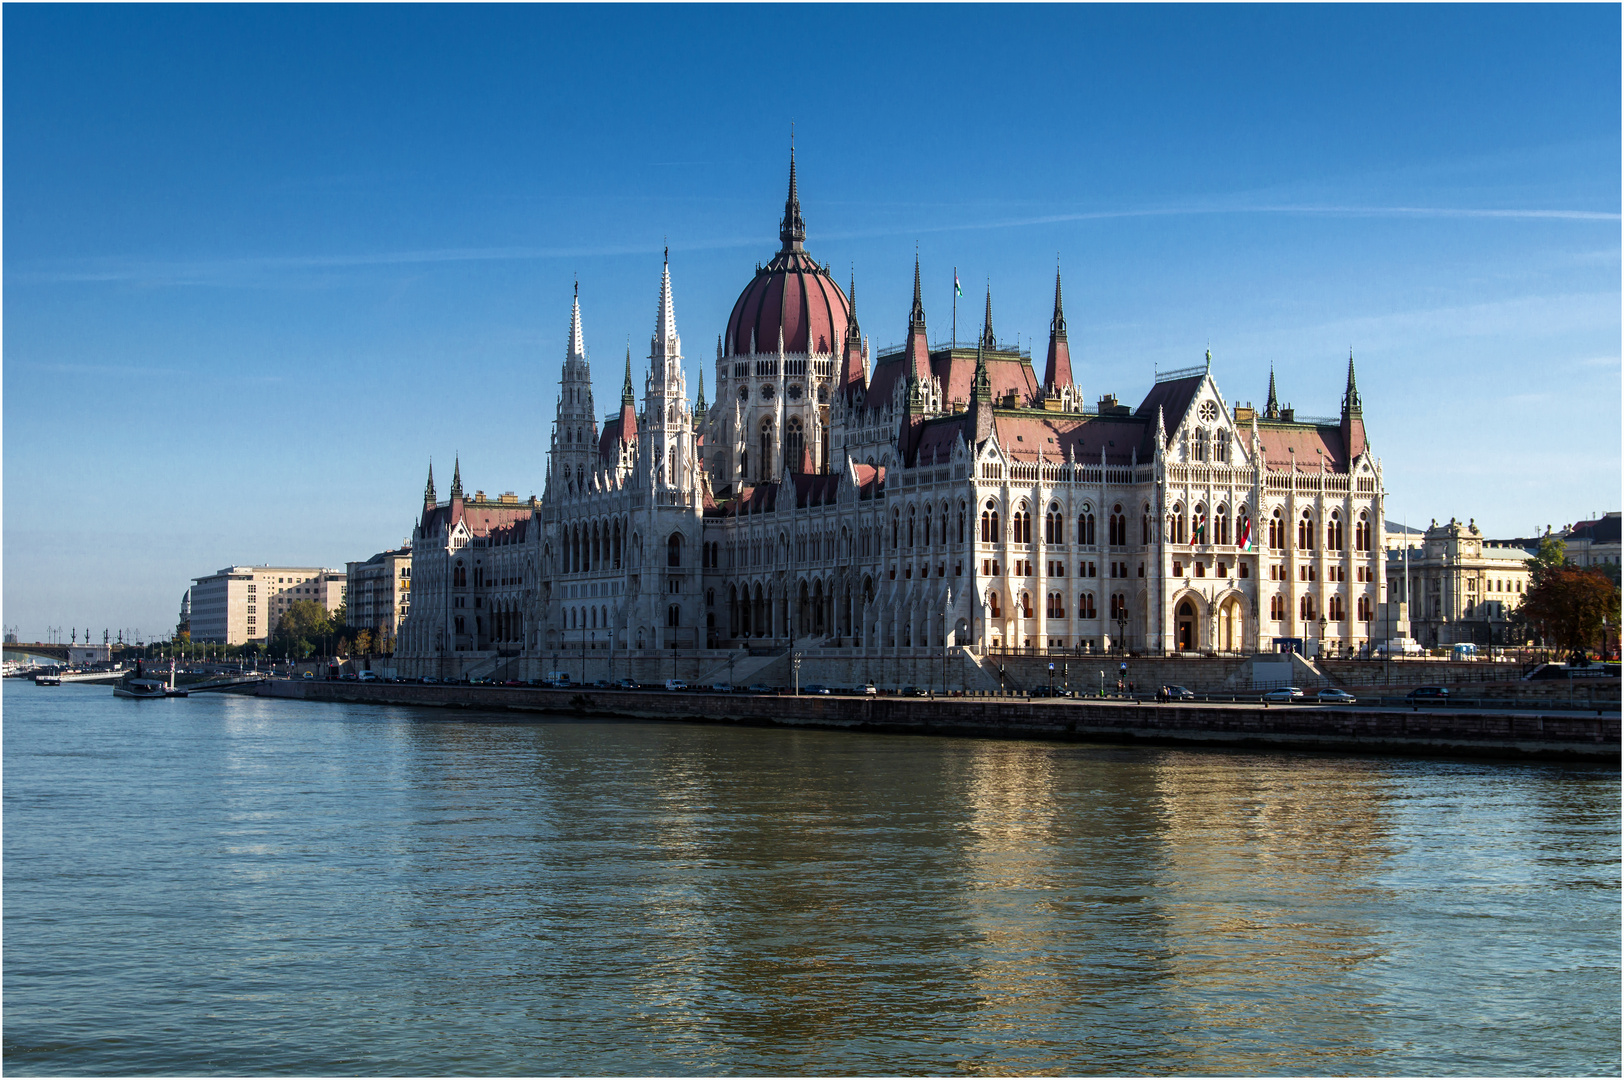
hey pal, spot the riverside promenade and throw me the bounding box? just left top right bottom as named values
left=261, top=680, right=1620, bottom=762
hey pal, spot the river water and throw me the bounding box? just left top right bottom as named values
left=4, top=681, right=1619, bottom=1076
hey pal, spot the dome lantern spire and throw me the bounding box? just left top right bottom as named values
left=779, top=144, right=806, bottom=252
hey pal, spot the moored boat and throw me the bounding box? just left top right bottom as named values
left=113, top=678, right=171, bottom=699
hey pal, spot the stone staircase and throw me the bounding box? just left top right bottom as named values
left=692, top=646, right=788, bottom=688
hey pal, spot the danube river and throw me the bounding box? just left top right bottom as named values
left=5, top=682, right=1619, bottom=1075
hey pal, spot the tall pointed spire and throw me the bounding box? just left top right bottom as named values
left=905, top=252, right=931, bottom=384
left=566, top=279, right=585, bottom=360
left=779, top=144, right=806, bottom=252
left=696, top=368, right=706, bottom=412
left=839, top=270, right=866, bottom=403
left=450, top=455, right=463, bottom=500
left=1340, top=348, right=1367, bottom=462
left=979, top=283, right=996, bottom=350
left=1265, top=365, right=1280, bottom=419
left=652, top=247, right=679, bottom=360
left=1043, top=268, right=1073, bottom=390
left=424, top=461, right=436, bottom=506
left=621, top=344, right=635, bottom=407
left=909, top=254, right=926, bottom=328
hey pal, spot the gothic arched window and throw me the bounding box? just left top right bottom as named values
left=785, top=416, right=804, bottom=473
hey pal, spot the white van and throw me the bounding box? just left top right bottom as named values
left=664, top=679, right=688, bottom=691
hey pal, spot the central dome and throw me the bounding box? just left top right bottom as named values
left=724, top=154, right=850, bottom=358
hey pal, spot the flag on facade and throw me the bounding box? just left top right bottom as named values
left=1239, top=514, right=1253, bottom=551
left=1193, top=512, right=1206, bottom=542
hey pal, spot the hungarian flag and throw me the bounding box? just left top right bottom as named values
left=1192, top=513, right=1206, bottom=542
left=954, top=271, right=962, bottom=298
left=1239, top=514, right=1253, bottom=552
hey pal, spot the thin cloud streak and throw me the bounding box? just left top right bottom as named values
left=850, top=202, right=1621, bottom=241
left=13, top=202, right=1615, bottom=288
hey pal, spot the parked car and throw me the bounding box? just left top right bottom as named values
left=664, top=679, right=688, bottom=691
left=1158, top=684, right=1196, bottom=702
left=1406, top=686, right=1450, bottom=702
left=420, top=676, right=439, bottom=685
left=358, top=671, right=378, bottom=682
left=711, top=683, right=735, bottom=694
left=613, top=678, right=638, bottom=690
left=1260, top=686, right=1305, bottom=703
left=745, top=684, right=775, bottom=695
left=862, top=683, right=877, bottom=696
left=1316, top=687, right=1357, bottom=704
left=802, top=684, right=832, bottom=695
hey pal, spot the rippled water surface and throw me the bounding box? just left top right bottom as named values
left=4, top=682, right=1619, bottom=1075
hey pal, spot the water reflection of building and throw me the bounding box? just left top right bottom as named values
left=1148, top=752, right=1395, bottom=1071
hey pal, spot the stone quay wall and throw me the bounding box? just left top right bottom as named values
left=261, top=680, right=1620, bottom=762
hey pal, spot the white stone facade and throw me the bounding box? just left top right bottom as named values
left=394, top=163, right=1388, bottom=682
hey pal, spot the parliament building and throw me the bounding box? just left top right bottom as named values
left=395, top=156, right=1387, bottom=684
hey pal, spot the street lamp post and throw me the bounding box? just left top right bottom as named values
left=1318, top=615, right=1327, bottom=660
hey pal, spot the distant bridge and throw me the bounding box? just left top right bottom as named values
left=5, top=642, right=70, bottom=662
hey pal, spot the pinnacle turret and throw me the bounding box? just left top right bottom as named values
left=1042, top=268, right=1073, bottom=390
left=1050, top=269, right=1067, bottom=341
left=424, top=461, right=436, bottom=505
left=1342, top=350, right=1362, bottom=414
left=905, top=254, right=931, bottom=383
left=909, top=254, right=925, bottom=329
left=968, top=339, right=994, bottom=444
left=980, top=284, right=996, bottom=350
left=621, top=345, right=635, bottom=407
left=450, top=456, right=463, bottom=500
left=1265, top=365, right=1280, bottom=419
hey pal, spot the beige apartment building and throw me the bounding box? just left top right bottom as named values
left=345, top=548, right=412, bottom=649
left=189, top=565, right=346, bottom=645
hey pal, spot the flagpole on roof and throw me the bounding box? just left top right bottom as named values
left=952, top=266, right=957, bottom=345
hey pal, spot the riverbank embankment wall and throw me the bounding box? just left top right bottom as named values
left=260, top=681, right=1620, bottom=762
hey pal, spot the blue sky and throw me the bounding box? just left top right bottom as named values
left=4, top=4, right=1619, bottom=641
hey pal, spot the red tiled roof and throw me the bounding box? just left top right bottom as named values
left=935, top=351, right=1037, bottom=410
left=852, top=463, right=886, bottom=498
left=992, top=413, right=1150, bottom=465
left=420, top=501, right=533, bottom=540
left=791, top=472, right=842, bottom=508
left=598, top=402, right=638, bottom=463
left=1257, top=423, right=1349, bottom=472
left=913, top=416, right=967, bottom=465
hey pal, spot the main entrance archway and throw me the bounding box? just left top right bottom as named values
left=1176, top=599, right=1197, bottom=651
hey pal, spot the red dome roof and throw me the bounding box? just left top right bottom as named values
left=726, top=249, right=850, bottom=357
left=724, top=153, right=850, bottom=357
